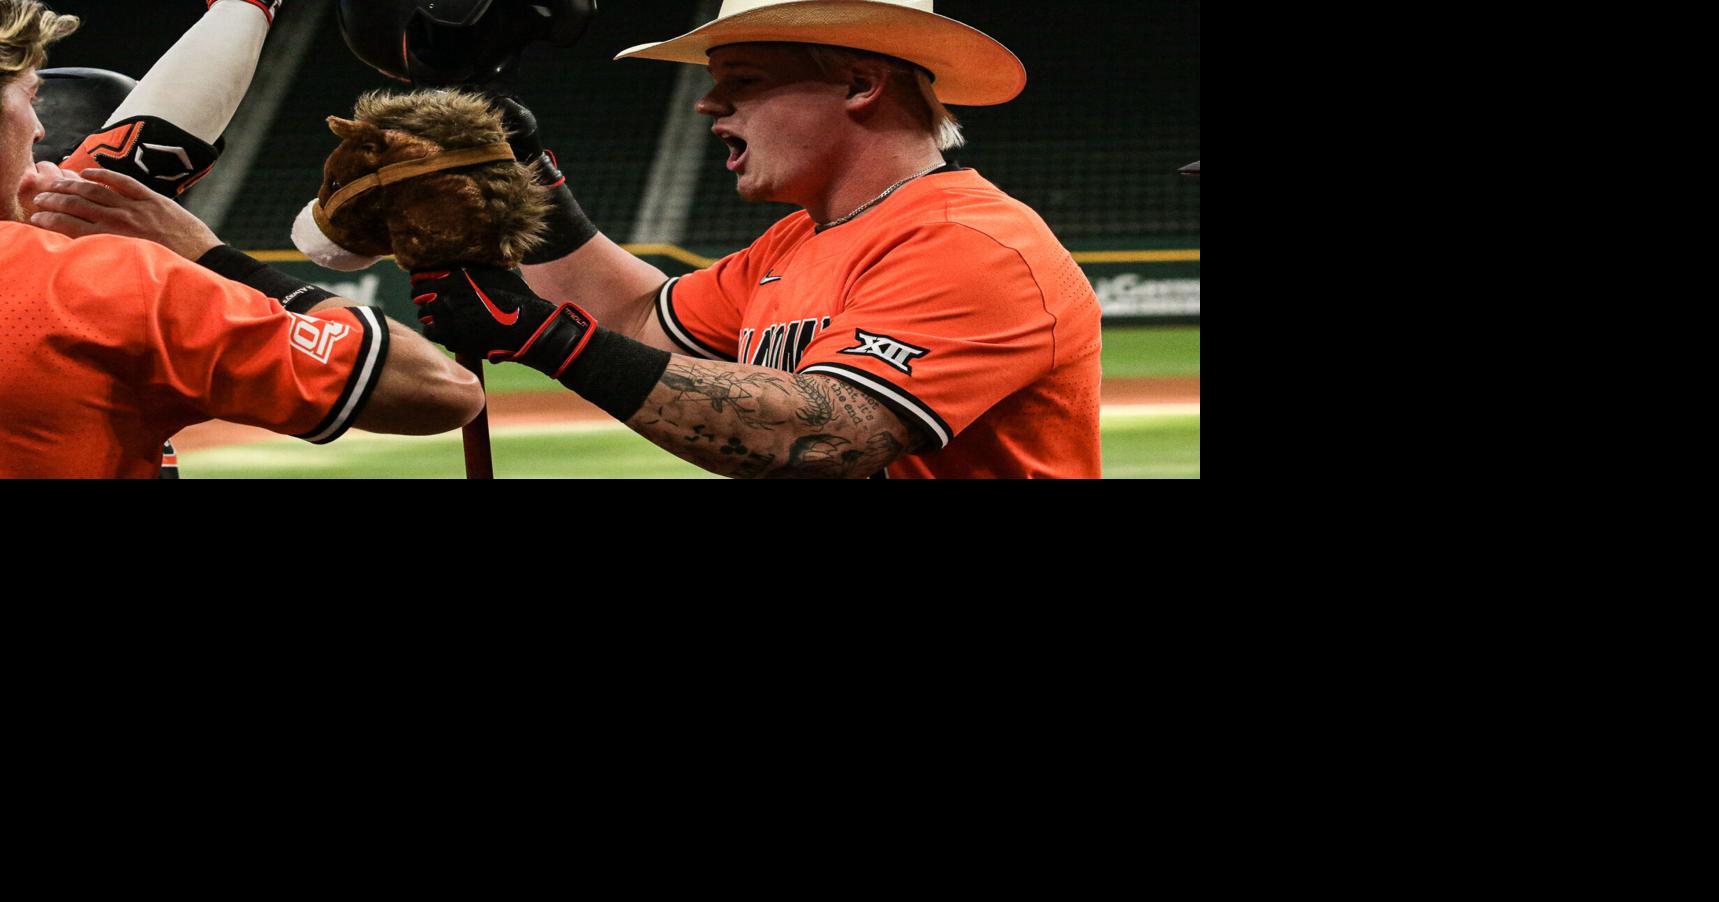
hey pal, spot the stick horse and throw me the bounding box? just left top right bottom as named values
left=292, top=90, right=551, bottom=478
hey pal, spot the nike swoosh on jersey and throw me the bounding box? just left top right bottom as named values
left=760, top=275, right=784, bottom=285
left=466, top=271, right=520, bottom=326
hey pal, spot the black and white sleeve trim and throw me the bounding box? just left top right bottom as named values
left=800, top=362, right=954, bottom=450
left=655, top=277, right=733, bottom=361
left=296, top=306, right=388, bottom=445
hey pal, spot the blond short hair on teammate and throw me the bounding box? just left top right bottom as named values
left=0, top=0, right=77, bottom=85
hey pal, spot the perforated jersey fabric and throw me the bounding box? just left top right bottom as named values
left=0, top=223, right=386, bottom=477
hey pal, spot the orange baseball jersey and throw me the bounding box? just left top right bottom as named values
left=658, top=168, right=1102, bottom=478
left=0, top=223, right=388, bottom=478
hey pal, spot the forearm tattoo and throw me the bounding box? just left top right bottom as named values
left=655, top=364, right=791, bottom=430
left=784, top=432, right=906, bottom=479
left=629, top=359, right=920, bottom=478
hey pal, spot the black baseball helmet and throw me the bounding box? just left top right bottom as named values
left=338, top=0, right=598, bottom=86
left=33, top=68, right=138, bottom=165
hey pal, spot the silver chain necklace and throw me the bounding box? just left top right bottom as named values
left=818, top=163, right=945, bottom=230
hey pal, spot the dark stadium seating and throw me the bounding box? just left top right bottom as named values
left=37, top=0, right=1198, bottom=253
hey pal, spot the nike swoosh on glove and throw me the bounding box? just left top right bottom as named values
left=411, top=266, right=598, bottom=378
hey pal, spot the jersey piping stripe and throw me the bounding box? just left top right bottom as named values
left=655, top=277, right=732, bottom=361
left=801, top=362, right=953, bottom=450
left=300, top=306, right=388, bottom=444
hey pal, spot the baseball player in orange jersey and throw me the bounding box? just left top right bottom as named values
left=1, top=0, right=483, bottom=478
left=404, top=0, right=1103, bottom=478
left=30, top=0, right=283, bottom=475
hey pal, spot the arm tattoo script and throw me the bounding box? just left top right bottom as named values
left=629, top=358, right=922, bottom=478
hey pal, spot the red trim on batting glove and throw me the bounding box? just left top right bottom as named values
left=209, top=0, right=277, bottom=24
left=511, top=302, right=598, bottom=379
left=543, top=151, right=568, bottom=188
left=550, top=304, right=599, bottom=379
left=411, top=271, right=451, bottom=284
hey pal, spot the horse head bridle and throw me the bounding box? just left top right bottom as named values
left=312, top=140, right=517, bottom=235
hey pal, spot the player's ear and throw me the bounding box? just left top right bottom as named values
left=845, top=58, right=892, bottom=110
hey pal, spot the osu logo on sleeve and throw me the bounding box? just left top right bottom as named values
left=288, top=313, right=352, bottom=364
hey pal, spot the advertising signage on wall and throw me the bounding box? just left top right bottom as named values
left=263, top=240, right=1200, bottom=329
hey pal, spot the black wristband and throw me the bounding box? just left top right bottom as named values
left=558, top=327, right=672, bottom=421
left=525, top=181, right=601, bottom=266
left=197, top=245, right=337, bottom=314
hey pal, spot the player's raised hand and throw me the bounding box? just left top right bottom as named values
left=31, top=167, right=221, bottom=261
left=493, top=96, right=598, bottom=265
left=16, top=160, right=76, bottom=220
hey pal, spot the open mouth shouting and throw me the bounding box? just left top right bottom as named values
left=719, top=132, right=749, bottom=172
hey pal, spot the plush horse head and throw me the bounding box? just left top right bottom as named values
left=291, top=89, right=550, bottom=272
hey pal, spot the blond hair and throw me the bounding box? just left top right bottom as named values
left=0, top=0, right=78, bottom=86
left=800, top=44, right=966, bottom=151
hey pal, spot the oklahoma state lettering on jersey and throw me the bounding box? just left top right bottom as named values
left=739, top=316, right=833, bottom=371
left=659, top=168, right=1103, bottom=478
left=0, top=223, right=387, bottom=478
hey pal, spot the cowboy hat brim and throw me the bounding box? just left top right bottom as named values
left=614, top=0, right=1026, bottom=107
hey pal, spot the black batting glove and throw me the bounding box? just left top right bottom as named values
left=411, top=266, right=597, bottom=379
left=494, top=96, right=599, bottom=265
left=496, top=96, right=556, bottom=177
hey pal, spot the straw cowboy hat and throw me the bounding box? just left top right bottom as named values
left=614, top=0, right=1027, bottom=106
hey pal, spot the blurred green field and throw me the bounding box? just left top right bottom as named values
left=179, top=412, right=1198, bottom=478
left=180, top=325, right=1200, bottom=478
left=1100, top=325, right=1201, bottom=379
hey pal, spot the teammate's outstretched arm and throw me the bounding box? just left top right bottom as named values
left=109, top=1, right=275, bottom=143
left=29, top=164, right=218, bottom=256
left=59, top=0, right=279, bottom=197
left=413, top=267, right=923, bottom=478
left=38, top=165, right=344, bottom=313
left=355, top=316, right=486, bottom=436
left=493, top=97, right=681, bottom=352
left=33, top=167, right=483, bottom=436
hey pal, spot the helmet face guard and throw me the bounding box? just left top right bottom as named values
left=338, top=0, right=596, bottom=86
